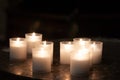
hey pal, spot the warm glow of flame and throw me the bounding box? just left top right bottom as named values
left=91, top=42, right=96, bottom=50
left=43, top=41, right=47, bottom=46
left=15, top=38, right=20, bottom=45
left=65, top=79, right=69, bottom=80
left=16, top=70, right=22, bottom=75
left=79, top=40, right=86, bottom=45
left=37, top=48, right=47, bottom=58
left=32, top=32, right=36, bottom=36
left=65, top=74, right=70, bottom=80
left=16, top=38, right=20, bottom=41
left=13, top=67, right=23, bottom=75
left=64, top=44, right=72, bottom=50
left=74, top=48, right=89, bottom=60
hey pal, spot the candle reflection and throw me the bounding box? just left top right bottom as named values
left=65, top=74, right=70, bottom=80
left=90, top=71, right=102, bottom=80
left=10, top=66, right=23, bottom=75
left=89, top=66, right=104, bottom=80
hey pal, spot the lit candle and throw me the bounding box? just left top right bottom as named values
left=25, top=32, right=42, bottom=54
left=91, top=41, right=103, bottom=64
left=32, top=47, right=51, bottom=73
left=73, top=38, right=91, bottom=49
left=60, top=41, right=73, bottom=64
left=70, top=48, right=90, bottom=76
left=9, top=37, right=27, bottom=61
left=40, top=41, right=54, bottom=64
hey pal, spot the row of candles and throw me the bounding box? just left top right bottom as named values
left=9, top=32, right=103, bottom=76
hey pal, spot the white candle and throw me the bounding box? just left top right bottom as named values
left=32, top=47, right=51, bottom=73
left=70, top=48, right=90, bottom=76
left=60, top=41, right=73, bottom=64
left=91, top=41, right=103, bottom=64
left=25, top=32, right=42, bottom=54
left=9, top=38, right=27, bottom=61
left=40, top=41, right=54, bottom=64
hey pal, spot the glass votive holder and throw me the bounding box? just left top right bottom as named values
left=70, top=47, right=91, bottom=76
left=32, top=47, right=51, bottom=73
left=25, top=32, right=42, bottom=54
left=73, top=37, right=92, bottom=67
left=9, top=37, right=27, bottom=61
left=60, top=41, right=73, bottom=64
left=40, top=41, right=54, bottom=64
left=91, top=41, right=103, bottom=65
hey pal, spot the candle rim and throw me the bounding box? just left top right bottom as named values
left=42, top=40, right=54, bottom=45
left=25, top=32, right=42, bottom=36
left=9, top=37, right=26, bottom=41
left=91, top=40, right=103, bottom=45
left=73, top=37, right=91, bottom=42
left=60, top=41, right=73, bottom=44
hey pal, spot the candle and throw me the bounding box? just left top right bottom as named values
left=70, top=48, right=90, bottom=76
left=60, top=41, right=73, bottom=64
left=32, top=47, right=51, bottom=73
left=91, top=41, right=103, bottom=64
left=73, top=38, right=91, bottom=49
left=9, top=37, right=27, bottom=61
left=25, top=32, right=42, bottom=54
left=40, top=41, right=54, bottom=64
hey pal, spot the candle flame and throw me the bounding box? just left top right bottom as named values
left=30, top=32, right=36, bottom=41
left=43, top=41, right=47, bottom=45
left=14, top=38, right=21, bottom=47
left=91, top=42, right=96, bottom=50
left=16, top=38, right=20, bottom=41
left=32, top=32, right=36, bottom=36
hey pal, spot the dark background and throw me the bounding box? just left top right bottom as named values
left=6, top=0, right=120, bottom=41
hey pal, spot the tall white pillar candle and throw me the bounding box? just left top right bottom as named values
left=32, top=47, right=51, bottom=73
left=70, top=48, right=90, bottom=76
left=91, top=41, right=103, bottom=64
left=60, top=41, right=73, bottom=64
left=25, top=32, right=42, bottom=54
left=9, top=38, right=27, bottom=61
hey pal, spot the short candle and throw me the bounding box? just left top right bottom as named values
left=91, top=41, right=103, bottom=64
left=25, top=32, right=42, bottom=54
left=32, top=47, right=51, bottom=73
left=9, top=37, right=27, bottom=61
left=60, top=41, right=73, bottom=64
left=70, top=48, right=90, bottom=76
left=40, top=41, right=54, bottom=64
